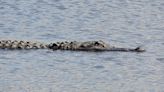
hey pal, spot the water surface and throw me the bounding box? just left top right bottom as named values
left=0, top=0, right=164, bottom=92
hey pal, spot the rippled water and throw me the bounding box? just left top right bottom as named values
left=0, top=0, right=164, bottom=92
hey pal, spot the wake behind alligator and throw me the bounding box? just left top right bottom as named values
left=0, top=40, right=145, bottom=52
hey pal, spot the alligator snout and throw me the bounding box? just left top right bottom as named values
left=134, top=47, right=145, bottom=52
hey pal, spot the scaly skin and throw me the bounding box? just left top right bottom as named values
left=0, top=40, right=145, bottom=52
left=48, top=40, right=145, bottom=52
left=0, top=40, right=48, bottom=49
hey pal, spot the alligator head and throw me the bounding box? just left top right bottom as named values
left=77, top=40, right=110, bottom=51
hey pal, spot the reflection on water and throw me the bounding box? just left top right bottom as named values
left=0, top=0, right=164, bottom=92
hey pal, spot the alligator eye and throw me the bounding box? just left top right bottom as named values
left=95, top=42, right=99, bottom=45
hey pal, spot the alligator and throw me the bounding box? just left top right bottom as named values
left=48, top=40, right=145, bottom=52
left=0, top=40, right=145, bottom=52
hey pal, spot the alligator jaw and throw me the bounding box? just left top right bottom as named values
left=104, top=47, right=145, bottom=52
left=68, top=47, right=146, bottom=52
left=106, top=47, right=146, bottom=52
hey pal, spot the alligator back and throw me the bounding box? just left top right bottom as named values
left=0, top=40, right=48, bottom=49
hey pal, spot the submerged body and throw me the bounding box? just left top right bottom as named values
left=0, top=40, right=145, bottom=52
